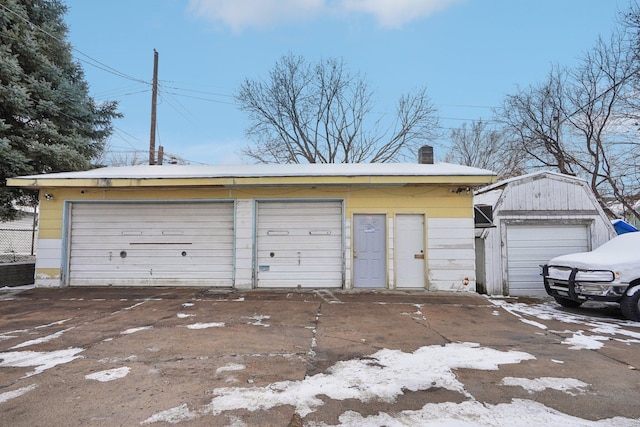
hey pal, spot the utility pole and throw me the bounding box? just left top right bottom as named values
left=157, top=145, right=164, bottom=165
left=149, top=49, right=159, bottom=165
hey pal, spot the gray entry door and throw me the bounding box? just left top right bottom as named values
left=353, top=214, right=386, bottom=288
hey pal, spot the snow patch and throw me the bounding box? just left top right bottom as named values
left=0, top=348, right=84, bottom=377
left=10, top=327, right=74, bottom=349
left=144, top=342, right=534, bottom=422
left=0, top=384, right=38, bottom=404
left=86, top=366, right=130, bottom=382
left=561, top=331, right=609, bottom=350
left=176, top=313, right=194, bottom=318
left=35, top=318, right=73, bottom=329
left=186, top=322, right=225, bottom=330
left=141, top=403, right=197, bottom=424
left=500, top=376, right=589, bottom=395
left=216, top=363, right=246, bottom=373
left=491, top=299, right=640, bottom=350
left=243, top=315, right=270, bottom=327
left=123, top=301, right=146, bottom=310
left=307, top=399, right=640, bottom=427
left=519, top=318, right=548, bottom=330
left=121, top=326, right=153, bottom=335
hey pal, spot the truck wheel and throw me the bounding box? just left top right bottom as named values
left=620, top=288, right=640, bottom=321
left=553, top=296, right=582, bottom=308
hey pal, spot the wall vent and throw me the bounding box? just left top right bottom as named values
left=474, top=204, right=494, bottom=228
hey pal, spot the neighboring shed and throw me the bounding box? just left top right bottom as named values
left=8, top=162, right=495, bottom=291
left=474, top=171, right=615, bottom=297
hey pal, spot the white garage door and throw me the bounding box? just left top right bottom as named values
left=256, top=201, right=343, bottom=288
left=506, top=224, right=589, bottom=297
left=68, top=202, right=234, bottom=287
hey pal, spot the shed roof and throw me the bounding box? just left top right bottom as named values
left=8, top=163, right=496, bottom=189
left=475, top=171, right=583, bottom=195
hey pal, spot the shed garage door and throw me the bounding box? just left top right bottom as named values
left=256, top=200, right=343, bottom=288
left=506, top=224, right=589, bottom=297
left=68, top=202, right=234, bottom=287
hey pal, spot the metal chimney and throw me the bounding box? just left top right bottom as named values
left=418, top=145, right=434, bottom=164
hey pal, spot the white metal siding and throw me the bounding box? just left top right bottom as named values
left=256, top=201, right=343, bottom=288
left=506, top=224, right=588, bottom=297
left=427, top=218, right=476, bottom=291
left=68, top=202, right=234, bottom=287
left=500, top=175, right=596, bottom=211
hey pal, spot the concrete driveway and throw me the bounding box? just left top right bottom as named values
left=0, top=287, right=639, bottom=426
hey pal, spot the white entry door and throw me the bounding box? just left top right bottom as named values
left=396, top=214, right=425, bottom=288
left=353, top=214, right=386, bottom=288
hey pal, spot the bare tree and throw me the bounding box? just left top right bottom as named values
left=444, top=119, right=525, bottom=180
left=498, top=31, right=640, bottom=221
left=236, top=54, right=439, bottom=163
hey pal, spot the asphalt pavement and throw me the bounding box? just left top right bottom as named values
left=0, top=286, right=639, bottom=426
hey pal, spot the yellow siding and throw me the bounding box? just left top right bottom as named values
left=37, top=185, right=473, bottom=239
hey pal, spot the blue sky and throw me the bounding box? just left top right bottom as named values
left=63, top=0, right=625, bottom=165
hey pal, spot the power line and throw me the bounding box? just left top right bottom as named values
left=160, top=84, right=236, bottom=99
left=164, top=91, right=239, bottom=105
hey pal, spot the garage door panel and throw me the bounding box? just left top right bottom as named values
left=506, top=224, right=588, bottom=297
left=256, top=201, right=343, bottom=288
left=68, top=202, right=234, bottom=287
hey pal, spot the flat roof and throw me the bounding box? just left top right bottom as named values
left=8, top=163, right=497, bottom=188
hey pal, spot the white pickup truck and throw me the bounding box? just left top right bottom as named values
left=541, top=232, right=640, bottom=321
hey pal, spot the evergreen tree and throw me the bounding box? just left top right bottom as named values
left=0, top=0, right=120, bottom=220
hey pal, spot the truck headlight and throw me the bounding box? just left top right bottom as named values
left=574, top=270, right=615, bottom=282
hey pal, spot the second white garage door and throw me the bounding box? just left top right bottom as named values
left=506, top=224, right=589, bottom=297
left=68, top=201, right=234, bottom=287
left=256, top=200, right=343, bottom=288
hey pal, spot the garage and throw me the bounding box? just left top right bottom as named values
left=67, top=201, right=234, bottom=287
left=505, top=224, right=589, bottom=297
left=256, top=200, right=343, bottom=288
left=475, top=171, right=615, bottom=297
left=8, top=162, right=497, bottom=290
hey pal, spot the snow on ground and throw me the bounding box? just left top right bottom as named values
left=143, top=342, right=535, bottom=423
left=0, top=384, right=38, bottom=404
left=120, top=326, right=153, bottom=335
left=500, top=376, right=589, bottom=395
left=176, top=313, right=194, bottom=318
left=489, top=298, right=640, bottom=349
left=85, top=366, right=131, bottom=382
left=140, top=297, right=640, bottom=425
left=2, top=296, right=640, bottom=425
left=242, top=315, right=270, bottom=327
left=0, top=348, right=84, bottom=378
left=216, top=363, right=246, bottom=374
left=186, top=322, right=225, bottom=330
left=307, top=399, right=640, bottom=427
left=9, top=327, right=74, bottom=349
left=562, top=331, right=610, bottom=350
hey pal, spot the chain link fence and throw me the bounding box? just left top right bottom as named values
left=0, top=228, right=36, bottom=263
left=0, top=210, right=37, bottom=265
